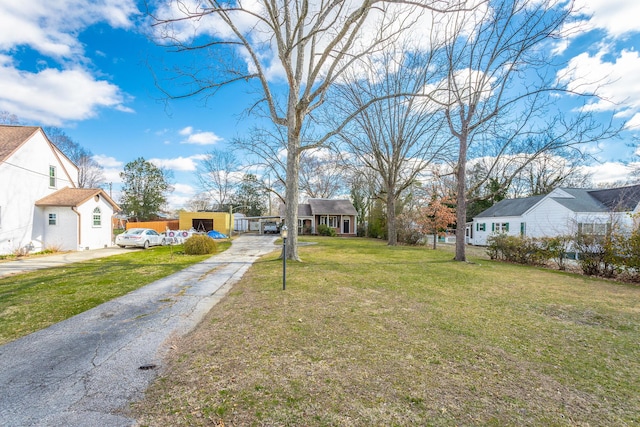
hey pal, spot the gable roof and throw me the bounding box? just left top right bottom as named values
left=35, top=188, right=121, bottom=211
left=308, top=198, right=357, bottom=216
left=279, top=199, right=358, bottom=217
left=474, top=184, right=640, bottom=219
left=475, top=195, right=545, bottom=218
left=0, top=125, right=40, bottom=162
left=548, top=188, right=609, bottom=213
left=588, top=184, right=640, bottom=211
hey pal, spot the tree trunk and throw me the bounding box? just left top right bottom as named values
left=454, top=135, right=468, bottom=262
left=284, top=109, right=302, bottom=261
left=387, top=191, right=397, bottom=246
left=433, top=225, right=437, bottom=250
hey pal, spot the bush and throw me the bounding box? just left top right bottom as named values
left=184, top=234, right=217, bottom=255
left=574, top=232, right=618, bottom=278
left=486, top=234, right=548, bottom=265
left=618, top=229, right=640, bottom=281
left=317, top=224, right=337, bottom=237
left=538, top=236, right=572, bottom=270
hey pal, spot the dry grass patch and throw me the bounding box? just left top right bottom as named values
left=133, top=237, right=640, bottom=426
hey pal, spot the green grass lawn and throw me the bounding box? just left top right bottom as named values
left=0, top=242, right=230, bottom=345
left=133, top=237, right=640, bottom=426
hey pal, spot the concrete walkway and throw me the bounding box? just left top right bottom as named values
left=0, top=247, right=134, bottom=278
left=0, top=234, right=278, bottom=426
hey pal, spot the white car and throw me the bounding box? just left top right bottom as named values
left=116, top=228, right=165, bottom=249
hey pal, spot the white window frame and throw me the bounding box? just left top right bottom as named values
left=494, top=222, right=509, bottom=233
left=49, top=166, right=57, bottom=188
left=48, top=213, right=57, bottom=225
left=93, top=207, right=102, bottom=227
left=579, top=222, right=609, bottom=236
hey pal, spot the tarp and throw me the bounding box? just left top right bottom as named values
left=207, top=230, right=228, bottom=239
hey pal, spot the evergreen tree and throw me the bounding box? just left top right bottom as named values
left=230, top=174, right=266, bottom=217
left=120, top=157, right=173, bottom=221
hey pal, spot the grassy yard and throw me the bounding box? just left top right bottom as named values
left=0, top=242, right=229, bottom=345
left=133, top=237, right=639, bottom=426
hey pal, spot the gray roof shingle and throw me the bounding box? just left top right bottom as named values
left=308, top=199, right=357, bottom=216
left=474, top=184, right=640, bottom=218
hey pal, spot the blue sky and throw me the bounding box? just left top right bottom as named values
left=1, top=0, right=639, bottom=210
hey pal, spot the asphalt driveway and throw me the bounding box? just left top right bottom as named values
left=0, top=234, right=278, bottom=426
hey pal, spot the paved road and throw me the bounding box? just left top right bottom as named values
left=0, top=234, right=278, bottom=427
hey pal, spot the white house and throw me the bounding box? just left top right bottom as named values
left=468, top=185, right=640, bottom=246
left=0, top=125, right=120, bottom=254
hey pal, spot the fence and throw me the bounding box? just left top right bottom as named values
left=125, top=220, right=179, bottom=233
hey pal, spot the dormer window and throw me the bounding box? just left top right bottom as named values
left=49, top=166, right=56, bottom=188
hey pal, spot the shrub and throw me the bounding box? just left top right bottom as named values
left=184, top=234, right=217, bottom=255
left=613, top=229, right=640, bottom=281
left=538, top=236, right=572, bottom=270
left=486, top=234, right=548, bottom=265
left=317, top=224, right=337, bottom=237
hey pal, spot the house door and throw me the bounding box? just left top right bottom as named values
left=343, top=218, right=350, bottom=234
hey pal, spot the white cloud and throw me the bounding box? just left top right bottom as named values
left=0, top=55, right=131, bottom=125
left=178, top=126, right=223, bottom=145
left=179, top=126, right=193, bottom=135
left=558, top=49, right=640, bottom=118
left=149, top=154, right=209, bottom=171
left=625, top=113, right=640, bottom=131
left=579, top=161, right=634, bottom=184
left=93, top=154, right=123, bottom=168
left=0, top=0, right=139, bottom=125
left=166, top=193, right=191, bottom=210
left=173, top=183, right=196, bottom=195
left=574, top=0, right=640, bottom=38
left=0, top=0, right=139, bottom=58
left=93, top=154, right=123, bottom=183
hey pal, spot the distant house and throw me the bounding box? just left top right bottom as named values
left=0, top=125, right=120, bottom=254
left=468, top=185, right=640, bottom=246
left=281, top=199, right=358, bottom=236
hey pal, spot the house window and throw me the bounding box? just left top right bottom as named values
left=476, top=223, right=486, bottom=232
left=520, top=222, right=526, bottom=236
left=93, top=207, right=102, bottom=227
left=320, top=216, right=338, bottom=228
left=48, top=213, right=57, bottom=225
left=49, top=166, right=57, bottom=188
left=579, top=222, right=610, bottom=236
left=492, top=222, right=509, bottom=233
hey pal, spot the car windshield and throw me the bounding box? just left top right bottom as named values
left=128, top=229, right=145, bottom=235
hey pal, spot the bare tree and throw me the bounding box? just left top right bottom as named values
left=150, top=0, right=467, bottom=260
left=187, top=192, right=212, bottom=211
left=44, top=127, right=105, bottom=188
left=0, top=111, right=20, bottom=124
left=196, top=149, right=239, bottom=210
left=332, top=49, right=448, bottom=245
left=299, top=148, right=346, bottom=199
left=421, top=0, right=619, bottom=261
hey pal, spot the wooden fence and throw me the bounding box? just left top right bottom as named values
left=125, top=220, right=179, bottom=233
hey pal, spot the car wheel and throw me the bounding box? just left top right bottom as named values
left=143, top=240, right=149, bottom=249
left=118, top=245, right=125, bottom=248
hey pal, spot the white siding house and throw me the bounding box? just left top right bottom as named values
left=0, top=125, right=120, bottom=254
left=469, top=186, right=640, bottom=246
